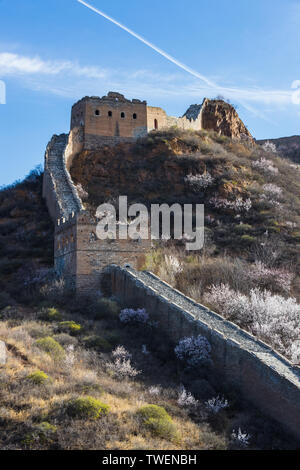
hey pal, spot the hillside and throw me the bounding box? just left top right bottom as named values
left=0, top=135, right=300, bottom=449
left=0, top=168, right=53, bottom=308
left=258, top=136, right=300, bottom=164
left=70, top=128, right=300, bottom=362
left=70, top=128, right=300, bottom=276
left=0, top=297, right=296, bottom=450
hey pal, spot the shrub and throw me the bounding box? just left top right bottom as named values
left=248, top=262, right=293, bottom=294
left=252, top=157, right=278, bottom=175
left=36, top=421, right=57, bottom=434
left=240, top=234, right=256, bottom=245
left=26, top=323, right=53, bottom=339
left=119, top=308, right=149, bottom=325
left=26, top=370, right=50, bottom=385
left=177, top=387, right=198, bottom=407
left=35, top=336, right=65, bottom=360
left=184, top=172, right=214, bottom=191
left=174, top=335, right=212, bottom=368
left=204, top=284, right=300, bottom=360
left=112, top=345, right=131, bottom=360
left=231, top=428, right=251, bottom=447
left=22, top=422, right=57, bottom=448
left=104, top=330, right=122, bottom=348
left=262, top=183, right=282, bottom=198
left=94, top=298, right=120, bottom=320
left=40, top=278, right=68, bottom=305
left=65, top=396, right=109, bottom=420
left=39, top=307, right=62, bottom=322
left=209, top=196, right=252, bottom=212
left=107, top=346, right=140, bottom=379
left=234, top=224, right=253, bottom=234
left=53, top=333, right=78, bottom=347
left=137, top=404, right=178, bottom=441
left=262, top=141, right=277, bottom=153
left=205, top=396, right=229, bottom=414
left=58, top=321, right=82, bottom=335
left=148, top=386, right=161, bottom=396
left=83, top=335, right=112, bottom=352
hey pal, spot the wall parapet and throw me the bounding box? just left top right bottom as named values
left=43, top=131, right=84, bottom=222
left=104, top=265, right=300, bottom=442
left=62, top=130, right=85, bottom=212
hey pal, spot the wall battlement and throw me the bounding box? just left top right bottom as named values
left=70, top=91, right=210, bottom=149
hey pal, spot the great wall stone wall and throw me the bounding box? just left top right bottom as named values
left=70, top=92, right=253, bottom=149
left=43, top=119, right=150, bottom=292
left=42, top=133, right=83, bottom=220
left=104, top=265, right=300, bottom=442
left=42, top=92, right=299, bottom=442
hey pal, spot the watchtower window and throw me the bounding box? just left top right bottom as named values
left=133, top=113, right=137, bottom=119
left=95, top=109, right=100, bottom=116
left=121, top=112, right=125, bottom=119
left=154, top=119, right=158, bottom=130
left=108, top=111, right=112, bottom=117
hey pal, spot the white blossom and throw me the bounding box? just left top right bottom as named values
left=119, top=308, right=149, bottom=325
left=204, top=284, right=300, bottom=361
left=178, top=386, right=198, bottom=407
left=184, top=172, right=214, bottom=191
left=174, top=335, right=212, bottom=367
left=252, top=157, right=278, bottom=175
left=205, top=396, right=229, bottom=414
left=262, top=141, right=277, bottom=153
left=231, top=428, right=251, bottom=447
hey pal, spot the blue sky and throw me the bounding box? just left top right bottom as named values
left=0, top=0, right=300, bottom=186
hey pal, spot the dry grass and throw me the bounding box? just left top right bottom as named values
left=0, top=308, right=227, bottom=450
left=0, top=303, right=296, bottom=450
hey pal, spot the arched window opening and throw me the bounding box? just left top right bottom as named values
left=121, top=112, right=125, bottom=119
left=154, top=119, right=158, bottom=130
left=95, top=109, right=100, bottom=116
left=133, top=113, right=137, bottom=119
left=108, top=111, right=112, bottom=117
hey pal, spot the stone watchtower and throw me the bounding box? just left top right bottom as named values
left=71, top=92, right=148, bottom=148
left=43, top=92, right=154, bottom=293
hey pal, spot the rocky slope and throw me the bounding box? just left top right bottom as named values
left=70, top=127, right=300, bottom=270
left=0, top=168, right=53, bottom=307
left=201, top=99, right=253, bottom=141
left=258, top=135, right=300, bottom=164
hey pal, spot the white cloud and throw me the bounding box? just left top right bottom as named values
left=0, top=51, right=296, bottom=123
left=0, top=52, right=107, bottom=79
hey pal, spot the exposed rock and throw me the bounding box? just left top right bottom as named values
left=0, top=340, right=7, bottom=365
left=201, top=98, right=253, bottom=141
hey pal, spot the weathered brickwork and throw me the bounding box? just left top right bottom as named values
left=55, top=212, right=150, bottom=293
left=70, top=92, right=209, bottom=149
left=71, top=92, right=148, bottom=143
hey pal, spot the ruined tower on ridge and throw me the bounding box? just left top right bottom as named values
left=43, top=91, right=252, bottom=293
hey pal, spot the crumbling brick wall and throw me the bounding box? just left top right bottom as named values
left=55, top=212, right=150, bottom=293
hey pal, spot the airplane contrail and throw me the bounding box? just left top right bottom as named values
left=77, top=0, right=217, bottom=88
left=76, top=0, right=283, bottom=124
